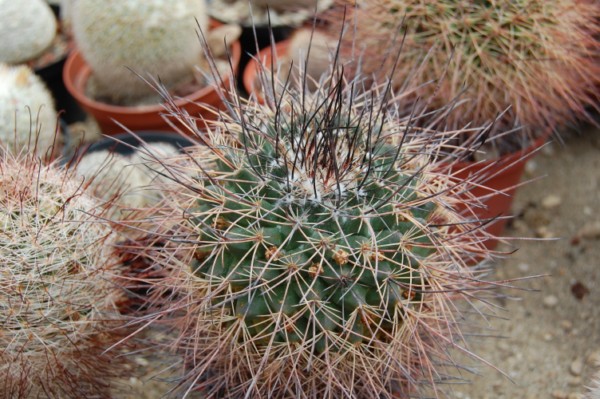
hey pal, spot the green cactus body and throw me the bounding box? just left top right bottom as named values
left=72, top=0, right=208, bottom=103
left=0, top=64, right=58, bottom=156
left=134, top=60, right=494, bottom=397
left=0, top=0, right=57, bottom=64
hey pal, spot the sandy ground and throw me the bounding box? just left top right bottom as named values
left=449, top=127, right=600, bottom=399
left=70, top=121, right=599, bottom=398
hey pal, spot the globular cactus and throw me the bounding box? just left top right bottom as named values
left=334, top=0, right=600, bottom=148
left=280, top=28, right=339, bottom=91
left=0, top=0, right=57, bottom=64
left=71, top=0, right=208, bottom=103
left=0, top=64, right=59, bottom=156
left=127, top=60, right=499, bottom=398
left=209, top=0, right=334, bottom=26
left=0, top=147, right=127, bottom=398
left=75, top=142, right=183, bottom=212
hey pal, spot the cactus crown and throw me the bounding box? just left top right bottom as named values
left=136, top=57, right=495, bottom=397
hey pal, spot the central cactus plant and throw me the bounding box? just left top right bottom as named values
left=128, top=56, right=497, bottom=397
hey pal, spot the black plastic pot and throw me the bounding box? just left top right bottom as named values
left=237, top=25, right=294, bottom=96
left=35, top=54, right=87, bottom=124
left=67, top=131, right=194, bottom=167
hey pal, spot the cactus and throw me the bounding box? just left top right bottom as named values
left=124, top=53, right=504, bottom=397
left=209, top=0, right=334, bottom=26
left=71, top=0, right=208, bottom=103
left=334, top=0, right=600, bottom=150
left=0, top=147, right=127, bottom=398
left=0, top=64, right=59, bottom=156
left=0, top=0, right=57, bottom=64
left=75, top=142, right=184, bottom=211
left=280, top=28, right=339, bottom=91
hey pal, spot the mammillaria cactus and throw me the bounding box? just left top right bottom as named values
left=0, top=64, right=59, bottom=156
left=334, top=0, right=600, bottom=151
left=0, top=147, right=127, bottom=398
left=209, top=0, right=334, bottom=26
left=71, top=0, right=208, bottom=103
left=126, top=58, right=504, bottom=397
left=0, top=0, right=57, bottom=64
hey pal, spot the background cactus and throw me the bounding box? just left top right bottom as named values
left=0, top=0, right=57, bottom=64
left=209, top=0, right=334, bottom=26
left=332, top=0, right=600, bottom=152
left=71, top=0, right=208, bottom=103
left=0, top=147, right=127, bottom=398
left=0, top=64, right=59, bottom=156
left=126, top=58, right=502, bottom=398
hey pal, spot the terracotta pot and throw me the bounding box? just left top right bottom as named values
left=243, top=40, right=290, bottom=103
left=236, top=25, right=293, bottom=95
left=450, top=133, right=549, bottom=249
left=63, top=42, right=241, bottom=135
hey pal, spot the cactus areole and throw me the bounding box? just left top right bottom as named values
left=147, top=62, right=492, bottom=397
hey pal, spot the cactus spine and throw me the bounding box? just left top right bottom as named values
left=0, top=0, right=57, bottom=64
left=127, top=59, right=498, bottom=398
left=0, top=64, right=58, bottom=156
left=0, top=147, right=127, bottom=398
left=71, top=0, right=208, bottom=103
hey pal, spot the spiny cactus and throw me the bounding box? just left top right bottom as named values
left=0, top=146, right=127, bottom=398
left=71, top=0, right=208, bottom=103
left=0, top=0, right=57, bottom=64
left=0, top=64, right=59, bottom=156
left=125, top=53, right=506, bottom=397
left=334, top=0, right=600, bottom=150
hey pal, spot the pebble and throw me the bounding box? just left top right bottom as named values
left=544, top=295, right=559, bottom=308
left=586, top=350, right=600, bottom=367
left=567, top=376, right=582, bottom=386
left=577, top=221, right=600, bottom=240
left=560, top=320, right=573, bottom=332
left=570, top=358, right=584, bottom=376
left=552, top=390, right=568, bottom=399
left=518, top=263, right=530, bottom=272
left=541, top=195, right=562, bottom=209
left=567, top=394, right=584, bottom=399
left=536, top=226, right=555, bottom=238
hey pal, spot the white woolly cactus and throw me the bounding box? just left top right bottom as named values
left=0, top=148, right=127, bottom=398
left=0, top=0, right=57, bottom=64
left=0, top=64, right=59, bottom=156
left=281, top=28, right=339, bottom=91
left=72, top=0, right=208, bottom=103
left=76, top=142, right=184, bottom=211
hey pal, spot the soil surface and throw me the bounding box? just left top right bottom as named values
left=72, top=122, right=599, bottom=398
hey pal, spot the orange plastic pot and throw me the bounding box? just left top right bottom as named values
left=449, top=133, right=549, bottom=249
left=63, top=42, right=241, bottom=135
